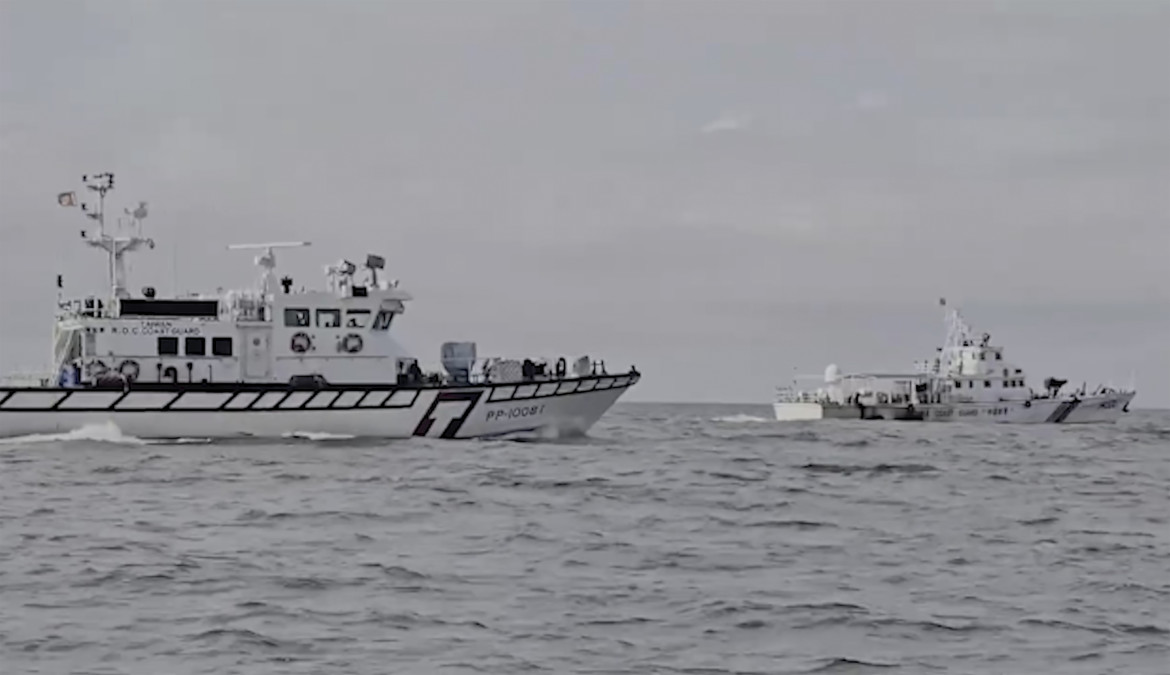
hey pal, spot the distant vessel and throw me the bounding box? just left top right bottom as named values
left=773, top=365, right=926, bottom=422
left=0, top=173, right=640, bottom=440
left=773, top=300, right=1135, bottom=424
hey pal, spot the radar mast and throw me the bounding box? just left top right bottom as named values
left=227, top=241, right=312, bottom=296
left=71, top=173, right=155, bottom=300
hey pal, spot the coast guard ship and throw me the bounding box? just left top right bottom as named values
left=772, top=300, right=1136, bottom=424
left=0, top=173, right=640, bottom=440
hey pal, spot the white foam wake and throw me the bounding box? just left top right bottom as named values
left=0, top=421, right=211, bottom=446
left=711, top=414, right=771, bottom=424
left=282, top=431, right=357, bottom=441
left=0, top=420, right=151, bottom=445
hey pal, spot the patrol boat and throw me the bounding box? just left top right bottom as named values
left=0, top=173, right=641, bottom=440
left=773, top=300, right=1136, bottom=424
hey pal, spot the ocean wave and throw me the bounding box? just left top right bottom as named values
left=710, top=413, right=772, bottom=424
left=3, top=404, right=1167, bottom=674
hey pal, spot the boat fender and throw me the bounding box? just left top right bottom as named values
left=291, top=332, right=312, bottom=353
left=163, top=366, right=179, bottom=383
left=118, top=359, right=141, bottom=382
left=555, top=357, right=567, bottom=378
left=340, top=333, right=363, bottom=353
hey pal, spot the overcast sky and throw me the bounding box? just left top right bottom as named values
left=1, top=0, right=1167, bottom=406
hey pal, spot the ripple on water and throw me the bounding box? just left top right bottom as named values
left=0, top=405, right=1167, bottom=674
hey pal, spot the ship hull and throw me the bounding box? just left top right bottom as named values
left=0, top=373, right=638, bottom=440
left=918, top=391, right=1135, bottom=424
left=773, top=402, right=828, bottom=421
left=774, top=391, right=1135, bottom=424
left=773, top=402, right=922, bottom=421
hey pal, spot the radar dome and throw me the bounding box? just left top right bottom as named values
left=824, top=363, right=842, bottom=383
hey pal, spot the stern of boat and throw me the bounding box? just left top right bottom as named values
left=773, top=401, right=825, bottom=421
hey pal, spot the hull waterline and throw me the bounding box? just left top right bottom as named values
left=918, top=391, right=1135, bottom=424
left=773, top=391, right=1136, bottom=424
left=0, top=374, right=638, bottom=440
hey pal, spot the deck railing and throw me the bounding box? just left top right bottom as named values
left=774, top=388, right=823, bottom=404
left=0, top=370, right=53, bottom=387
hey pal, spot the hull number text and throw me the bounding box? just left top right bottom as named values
left=487, top=404, right=545, bottom=422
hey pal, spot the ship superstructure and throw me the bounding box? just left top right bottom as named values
left=1, top=173, right=640, bottom=439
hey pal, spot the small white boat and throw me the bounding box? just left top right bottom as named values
left=773, top=366, right=926, bottom=421
left=773, top=300, right=1135, bottom=424
left=0, top=173, right=640, bottom=440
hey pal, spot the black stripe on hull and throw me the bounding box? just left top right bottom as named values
left=50, top=391, right=74, bottom=410
left=0, top=375, right=640, bottom=414
left=271, top=391, right=294, bottom=410
left=243, top=392, right=265, bottom=410
left=109, top=391, right=131, bottom=409
left=161, top=393, right=184, bottom=410
left=0, top=372, right=627, bottom=394
left=302, top=391, right=341, bottom=409
left=1046, top=399, right=1081, bottom=423
left=412, top=390, right=485, bottom=439
left=218, top=392, right=240, bottom=410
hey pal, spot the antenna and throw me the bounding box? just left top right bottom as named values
left=227, top=241, right=312, bottom=296
left=124, top=201, right=148, bottom=237
left=72, top=173, right=155, bottom=300
left=937, top=296, right=974, bottom=373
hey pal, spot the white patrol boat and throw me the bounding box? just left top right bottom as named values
left=773, top=300, right=1135, bottom=424
left=773, top=365, right=926, bottom=422
left=0, top=173, right=641, bottom=440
